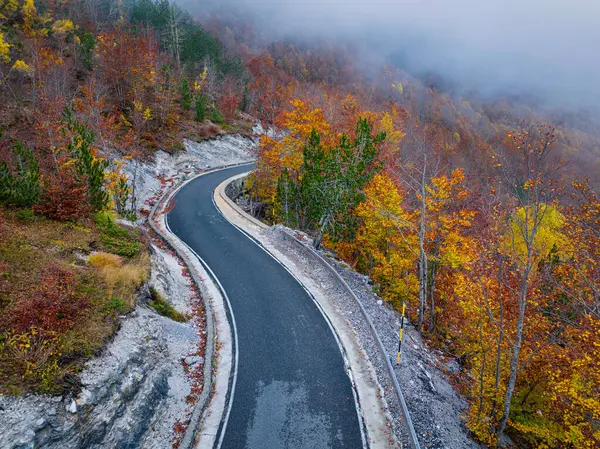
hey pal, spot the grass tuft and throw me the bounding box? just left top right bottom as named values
left=90, top=251, right=149, bottom=311
left=89, top=251, right=122, bottom=267
left=95, top=212, right=141, bottom=257
left=148, top=287, right=188, bottom=322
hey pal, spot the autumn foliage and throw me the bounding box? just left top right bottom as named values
left=4, top=264, right=87, bottom=334
left=0, top=0, right=598, bottom=446
left=251, top=98, right=600, bottom=447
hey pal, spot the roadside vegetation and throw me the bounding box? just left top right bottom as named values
left=148, top=287, right=187, bottom=323
left=0, top=208, right=148, bottom=395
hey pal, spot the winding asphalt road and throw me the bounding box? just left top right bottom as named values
left=167, top=164, right=364, bottom=449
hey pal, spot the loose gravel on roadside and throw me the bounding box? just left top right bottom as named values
left=263, top=225, right=480, bottom=449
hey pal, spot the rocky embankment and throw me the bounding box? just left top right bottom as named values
left=0, top=134, right=256, bottom=449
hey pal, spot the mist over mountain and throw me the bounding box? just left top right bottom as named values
left=183, top=0, right=600, bottom=112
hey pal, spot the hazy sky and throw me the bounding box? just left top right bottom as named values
left=187, top=0, right=600, bottom=109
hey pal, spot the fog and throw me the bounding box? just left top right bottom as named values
left=182, top=0, right=600, bottom=111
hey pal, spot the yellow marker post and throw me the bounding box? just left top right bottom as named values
left=396, top=302, right=406, bottom=365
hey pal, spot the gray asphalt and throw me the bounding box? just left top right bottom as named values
left=167, top=164, right=364, bottom=449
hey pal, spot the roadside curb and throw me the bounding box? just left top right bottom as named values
left=218, top=172, right=269, bottom=230
left=147, top=163, right=250, bottom=449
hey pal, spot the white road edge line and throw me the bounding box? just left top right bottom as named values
left=165, top=215, right=240, bottom=449
left=213, top=174, right=370, bottom=449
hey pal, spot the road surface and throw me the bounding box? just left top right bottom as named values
left=167, top=164, right=363, bottom=449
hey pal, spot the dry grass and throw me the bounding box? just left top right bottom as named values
left=89, top=251, right=122, bottom=267
left=89, top=251, right=150, bottom=309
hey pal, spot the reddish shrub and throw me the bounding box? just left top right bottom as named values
left=219, top=94, right=240, bottom=122
left=196, top=124, right=221, bottom=139
left=35, top=174, right=91, bottom=221
left=4, top=264, right=88, bottom=334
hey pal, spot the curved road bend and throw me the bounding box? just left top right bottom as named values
left=167, top=164, right=363, bottom=449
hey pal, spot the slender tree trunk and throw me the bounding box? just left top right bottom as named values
left=519, top=381, right=539, bottom=406
left=417, top=156, right=428, bottom=328
left=313, top=215, right=327, bottom=249
left=478, top=312, right=487, bottom=418
left=497, top=265, right=531, bottom=437
left=490, top=296, right=504, bottom=423
left=418, top=245, right=427, bottom=327
left=314, top=211, right=331, bottom=250
left=429, top=262, right=437, bottom=331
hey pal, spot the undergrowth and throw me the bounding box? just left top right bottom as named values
left=148, top=287, right=188, bottom=323
left=95, top=212, right=141, bottom=257
left=0, top=207, right=148, bottom=395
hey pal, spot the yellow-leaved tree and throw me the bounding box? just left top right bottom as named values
left=354, top=172, right=418, bottom=307
left=253, top=99, right=332, bottom=207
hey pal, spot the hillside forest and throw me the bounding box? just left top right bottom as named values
left=0, top=0, right=598, bottom=448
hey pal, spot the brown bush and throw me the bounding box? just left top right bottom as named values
left=4, top=264, right=88, bottom=334
left=219, top=94, right=240, bottom=122
left=35, top=174, right=91, bottom=221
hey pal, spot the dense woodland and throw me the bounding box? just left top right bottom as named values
left=0, top=0, right=598, bottom=448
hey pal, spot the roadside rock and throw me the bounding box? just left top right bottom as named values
left=183, top=356, right=204, bottom=366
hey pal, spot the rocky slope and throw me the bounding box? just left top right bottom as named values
left=0, top=134, right=256, bottom=449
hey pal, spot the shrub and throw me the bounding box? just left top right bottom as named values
left=195, top=95, right=208, bottom=121
left=0, top=142, right=42, bottom=207
left=148, top=287, right=187, bottom=322
left=113, top=176, right=137, bottom=221
left=2, top=328, right=62, bottom=394
left=180, top=79, right=192, bottom=111
left=3, top=264, right=87, bottom=334
left=15, top=208, right=36, bottom=221
left=35, top=172, right=92, bottom=221
left=210, top=107, right=225, bottom=124
left=103, top=297, right=128, bottom=315
left=219, top=94, right=240, bottom=122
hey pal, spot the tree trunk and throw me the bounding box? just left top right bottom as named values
left=478, top=312, right=487, bottom=418
left=490, top=296, right=504, bottom=423
left=418, top=248, right=427, bottom=328
left=497, top=266, right=530, bottom=437
left=429, top=262, right=437, bottom=332
left=314, top=212, right=331, bottom=250
left=417, top=154, right=428, bottom=328
left=283, top=178, right=289, bottom=226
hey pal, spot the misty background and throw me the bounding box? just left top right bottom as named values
left=180, top=0, right=600, bottom=112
